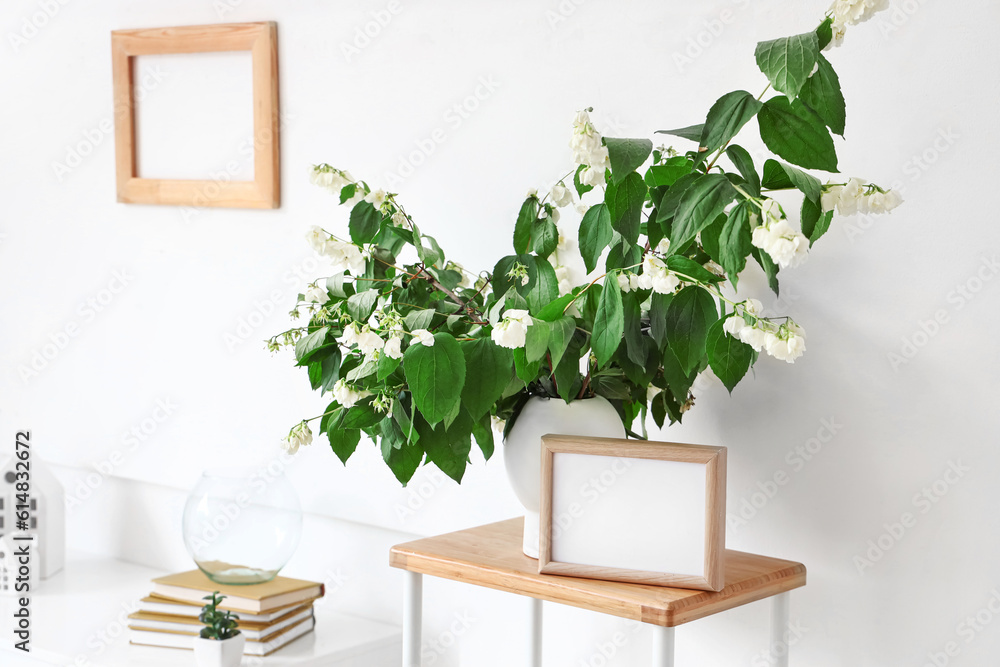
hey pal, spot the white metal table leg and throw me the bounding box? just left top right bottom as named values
left=770, top=591, right=791, bottom=667
left=529, top=598, right=543, bottom=667
left=403, top=571, right=423, bottom=667
left=652, top=625, right=675, bottom=666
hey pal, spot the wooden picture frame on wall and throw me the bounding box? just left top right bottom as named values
left=111, top=22, right=280, bottom=208
left=539, top=434, right=727, bottom=591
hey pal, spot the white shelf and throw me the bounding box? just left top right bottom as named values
left=0, top=552, right=401, bottom=666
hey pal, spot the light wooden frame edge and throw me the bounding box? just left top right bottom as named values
left=111, top=22, right=280, bottom=209
left=538, top=434, right=727, bottom=592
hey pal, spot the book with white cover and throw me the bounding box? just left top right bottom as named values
left=129, top=607, right=312, bottom=640
left=129, top=615, right=315, bottom=656
left=137, top=595, right=311, bottom=624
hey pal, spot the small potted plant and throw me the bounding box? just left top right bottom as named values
left=193, top=592, right=244, bottom=667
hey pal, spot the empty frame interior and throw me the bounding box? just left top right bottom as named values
left=539, top=435, right=727, bottom=591
left=111, top=22, right=279, bottom=208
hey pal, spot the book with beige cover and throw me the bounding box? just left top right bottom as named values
left=150, top=569, right=324, bottom=613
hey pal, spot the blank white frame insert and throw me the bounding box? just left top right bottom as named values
left=539, top=435, right=727, bottom=591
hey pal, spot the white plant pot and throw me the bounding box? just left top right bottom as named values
left=503, top=396, right=625, bottom=558
left=193, top=634, right=246, bottom=667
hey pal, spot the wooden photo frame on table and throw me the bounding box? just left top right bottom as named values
left=539, top=435, right=727, bottom=591
left=111, top=22, right=280, bottom=208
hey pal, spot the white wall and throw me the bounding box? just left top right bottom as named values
left=2, top=0, right=999, bottom=664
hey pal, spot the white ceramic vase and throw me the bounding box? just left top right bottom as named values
left=193, top=634, right=246, bottom=667
left=503, top=395, right=625, bottom=558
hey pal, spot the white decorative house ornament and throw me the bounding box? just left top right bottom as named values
left=0, top=454, right=65, bottom=582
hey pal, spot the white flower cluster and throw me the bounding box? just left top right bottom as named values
left=637, top=253, right=680, bottom=294
left=570, top=110, right=611, bottom=187
left=826, top=0, right=890, bottom=48
left=722, top=299, right=807, bottom=363
left=550, top=182, right=574, bottom=207
left=750, top=200, right=810, bottom=270
left=304, top=283, right=330, bottom=305
left=282, top=421, right=313, bottom=455
left=412, top=329, right=435, bottom=346
left=309, top=164, right=354, bottom=192
left=305, top=226, right=367, bottom=275
left=491, top=309, right=533, bottom=349
left=822, top=178, right=903, bottom=216
left=341, top=317, right=407, bottom=361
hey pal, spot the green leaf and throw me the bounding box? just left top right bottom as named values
left=535, top=292, right=577, bottom=322
left=762, top=159, right=822, bottom=204
left=758, top=96, right=838, bottom=172
left=661, top=349, right=697, bottom=405
left=404, top=308, right=436, bottom=332
left=547, top=317, right=576, bottom=371
left=816, top=16, right=834, bottom=50
left=605, top=137, right=653, bottom=184
left=295, top=327, right=330, bottom=364
left=471, top=414, right=495, bottom=461
left=649, top=292, right=672, bottom=350
left=524, top=319, right=550, bottom=363
left=706, top=320, right=753, bottom=394
left=725, top=145, right=760, bottom=196
left=346, top=290, right=378, bottom=323
left=553, top=334, right=585, bottom=402
left=592, top=274, right=624, bottom=368
left=578, top=203, right=613, bottom=274
left=308, top=360, right=324, bottom=390
left=525, top=256, right=559, bottom=315
left=320, top=348, right=342, bottom=392
left=754, top=31, right=820, bottom=99
left=701, top=91, right=763, bottom=153
left=513, top=348, right=542, bottom=384
left=381, top=431, right=423, bottom=485
left=669, top=174, right=736, bottom=249
left=328, top=428, right=362, bottom=465
left=349, top=202, right=381, bottom=245
left=622, top=292, right=644, bottom=366
left=532, top=218, right=559, bottom=259
left=326, top=273, right=355, bottom=299
left=655, top=124, right=704, bottom=142
left=342, top=400, right=383, bottom=429
left=752, top=247, right=780, bottom=296
left=420, top=412, right=472, bottom=483
left=513, top=197, right=539, bottom=254
left=460, top=338, right=513, bottom=419
left=800, top=54, right=846, bottom=136
left=656, top=172, right=700, bottom=227
left=801, top=196, right=834, bottom=246
left=719, top=203, right=752, bottom=285
left=665, top=255, right=722, bottom=284
left=403, top=333, right=466, bottom=425
left=606, top=172, right=647, bottom=245
left=644, top=156, right=694, bottom=187
left=665, top=286, right=718, bottom=375
left=376, top=352, right=400, bottom=381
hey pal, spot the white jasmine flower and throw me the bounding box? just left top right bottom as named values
left=364, top=188, right=388, bottom=208
left=383, top=335, right=403, bottom=360
left=355, top=328, right=385, bottom=356
left=821, top=185, right=843, bottom=213
left=760, top=198, right=782, bottom=226
left=637, top=253, right=680, bottom=294
left=751, top=219, right=810, bottom=269
left=554, top=265, right=573, bottom=296
left=826, top=0, right=890, bottom=48
left=412, top=329, right=435, bottom=346
left=305, top=226, right=329, bottom=254
left=333, top=379, right=370, bottom=408
left=526, top=187, right=539, bottom=198
left=282, top=421, right=313, bottom=455
left=324, top=240, right=367, bottom=275
left=491, top=309, right=534, bottom=350
left=551, top=182, right=574, bottom=207
left=618, top=272, right=635, bottom=293
left=570, top=110, right=604, bottom=166
left=738, top=321, right=773, bottom=352
left=655, top=238, right=671, bottom=255
left=722, top=315, right=745, bottom=337
left=865, top=189, right=904, bottom=214
left=575, top=203, right=590, bottom=216
left=744, top=298, right=764, bottom=316
left=764, top=322, right=807, bottom=363
left=339, top=323, right=360, bottom=347
left=391, top=210, right=408, bottom=227
left=304, top=284, right=329, bottom=305
left=491, top=415, right=506, bottom=434
left=579, top=165, right=606, bottom=188
left=836, top=177, right=867, bottom=216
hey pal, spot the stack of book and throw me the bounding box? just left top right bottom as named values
left=128, top=569, right=324, bottom=656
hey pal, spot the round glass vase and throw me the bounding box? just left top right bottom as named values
left=182, top=467, right=302, bottom=585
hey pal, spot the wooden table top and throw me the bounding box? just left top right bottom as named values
left=390, top=518, right=806, bottom=627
